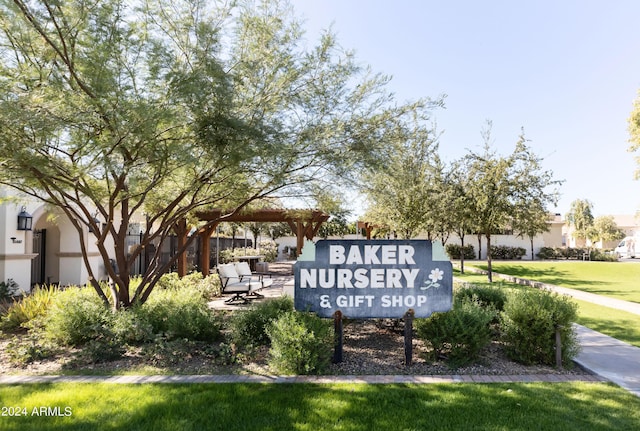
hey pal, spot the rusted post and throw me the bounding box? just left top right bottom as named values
left=333, top=310, right=343, bottom=363
left=404, top=309, right=415, bottom=366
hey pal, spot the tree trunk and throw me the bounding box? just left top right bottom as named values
left=486, top=233, right=493, bottom=283
left=530, top=236, right=535, bottom=261
left=459, top=235, right=465, bottom=274
left=477, top=234, right=482, bottom=260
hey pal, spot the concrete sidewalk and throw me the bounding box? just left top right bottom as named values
left=573, top=324, right=640, bottom=397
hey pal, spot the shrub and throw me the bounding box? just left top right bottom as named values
left=43, top=287, right=109, bottom=346
left=490, top=245, right=526, bottom=260
left=108, top=307, right=154, bottom=345
left=415, top=297, right=496, bottom=368
left=74, top=332, right=125, bottom=364
left=258, top=240, right=278, bottom=262
left=141, top=286, right=221, bottom=341
left=155, top=272, right=222, bottom=300
left=455, top=284, right=507, bottom=314
left=267, top=311, right=333, bottom=375
left=229, top=296, right=294, bottom=348
left=445, top=243, right=475, bottom=260
left=589, top=249, right=618, bottom=262
left=0, top=287, right=58, bottom=331
left=156, top=272, right=181, bottom=290
left=0, top=279, right=19, bottom=301
left=536, top=247, right=559, bottom=260
left=4, top=332, right=56, bottom=366
left=501, top=288, right=579, bottom=366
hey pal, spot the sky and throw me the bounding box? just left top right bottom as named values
left=288, top=0, right=640, bottom=218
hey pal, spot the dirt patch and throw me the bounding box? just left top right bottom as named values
left=0, top=319, right=590, bottom=377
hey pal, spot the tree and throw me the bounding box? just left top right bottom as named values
left=511, top=134, right=561, bottom=260
left=362, top=115, right=444, bottom=239
left=589, top=215, right=625, bottom=246
left=513, top=206, right=552, bottom=261
left=465, top=122, right=560, bottom=281
left=447, top=160, right=476, bottom=273
left=565, top=199, right=594, bottom=246
left=0, top=0, right=430, bottom=309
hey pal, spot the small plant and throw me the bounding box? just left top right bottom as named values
left=0, top=286, right=58, bottom=331
left=73, top=331, right=125, bottom=364
left=0, top=279, right=19, bottom=301
left=229, top=296, right=294, bottom=348
left=140, top=336, right=199, bottom=366
left=4, top=332, right=55, bottom=366
left=266, top=311, right=333, bottom=375
left=501, top=288, right=579, bottom=366
left=415, top=297, right=496, bottom=368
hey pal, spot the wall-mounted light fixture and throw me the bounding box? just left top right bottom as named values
left=17, top=206, right=33, bottom=231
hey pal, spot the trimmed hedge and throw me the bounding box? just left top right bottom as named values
left=490, top=245, right=526, bottom=260
left=537, top=247, right=617, bottom=261
left=445, top=243, right=475, bottom=260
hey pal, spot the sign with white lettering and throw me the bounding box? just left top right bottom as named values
left=294, top=239, right=453, bottom=318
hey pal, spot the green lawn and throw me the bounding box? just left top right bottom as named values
left=1, top=382, right=639, bottom=431
left=470, top=261, right=640, bottom=303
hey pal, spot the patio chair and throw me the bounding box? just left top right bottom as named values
left=233, top=261, right=273, bottom=298
left=217, top=263, right=253, bottom=304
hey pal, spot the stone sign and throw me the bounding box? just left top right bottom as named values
left=294, top=239, right=453, bottom=318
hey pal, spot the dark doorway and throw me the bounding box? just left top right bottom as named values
left=31, top=229, right=46, bottom=288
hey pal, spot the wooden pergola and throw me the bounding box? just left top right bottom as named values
left=175, top=209, right=330, bottom=276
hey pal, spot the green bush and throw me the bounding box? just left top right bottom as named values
left=455, top=284, right=507, bottom=314
left=501, top=289, right=579, bottom=366
left=445, top=243, right=475, bottom=260
left=267, top=311, right=333, bottom=375
left=4, top=332, right=56, bottom=366
left=415, top=297, right=496, bottom=368
left=44, top=287, right=110, bottom=346
left=490, top=245, right=526, bottom=260
left=229, top=296, right=294, bottom=347
left=589, top=249, right=618, bottom=262
left=0, top=286, right=58, bottom=331
left=141, top=286, right=221, bottom=341
left=156, top=272, right=222, bottom=300
left=537, top=247, right=604, bottom=261
left=536, top=247, right=559, bottom=260
left=258, top=240, right=278, bottom=262
left=74, top=332, right=126, bottom=364
left=108, top=307, right=154, bottom=345
left=0, top=279, right=19, bottom=301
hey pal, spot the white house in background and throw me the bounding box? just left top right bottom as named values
left=0, top=188, right=112, bottom=294
left=275, top=214, right=566, bottom=261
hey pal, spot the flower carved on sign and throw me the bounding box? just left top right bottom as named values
left=422, top=268, right=444, bottom=290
